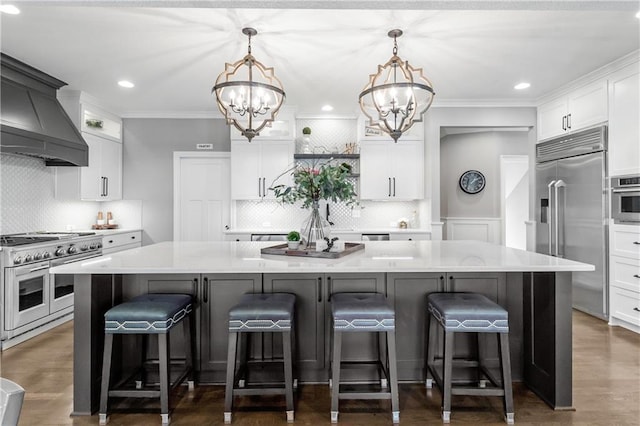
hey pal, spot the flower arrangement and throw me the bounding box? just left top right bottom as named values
left=271, top=159, right=358, bottom=208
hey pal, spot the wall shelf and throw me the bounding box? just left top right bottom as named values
left=294, top=154, right=360, bottom=160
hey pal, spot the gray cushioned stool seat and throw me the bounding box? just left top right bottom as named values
left=331, top=293, right=395, bottom=331
left=228, top=293, right=295, bottom=331
left=105, top=293, right=192, bottom=334
left=427, top=292, right=508, bottom=333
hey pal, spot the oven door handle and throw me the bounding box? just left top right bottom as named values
left=50, top=254, right=102, bottom=267
left=612, top=188, right=640, bottom=193
left=29, top=265, right=50, bottom=273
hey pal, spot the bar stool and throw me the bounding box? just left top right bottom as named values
left=224, top=293, right=296, bottom=424
left=330, top=292, right=399, bottom=424
left=99, top=293, right=195, bottom=425
left=425, top=292, right=514, bottom=424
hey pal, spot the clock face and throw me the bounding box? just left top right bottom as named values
left=459, top=170, right=486, bottom=194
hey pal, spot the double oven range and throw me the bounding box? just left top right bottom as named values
left=1, top=232, right=103, bottom=346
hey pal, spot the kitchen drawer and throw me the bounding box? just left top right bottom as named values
left=610, top=256, right=640, bottom=292
left=610, top=225, right=640, bottom=260
left=102, top=242, right=141, bottom=255
left=224, top=233, right=251, bottom=242
left=609, top=286, right=640, bottom=328
left=389, top=232, right=431, bottom=241
left=102, top=231, right=142, bottom=252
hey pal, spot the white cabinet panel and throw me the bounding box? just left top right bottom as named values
left=389, top=232, right=430, bottom=241
left=610, top=224, right=640, bottom=259
left=101, top=231, right=142, bottom=255
left=100, top=136, right=122, bottom=200
left=610, top=256, right=640, bottom=293
left=609, top=286, right=640, bottom=328
left=608, top=62, right=640, bottom=177
left=230, top=139, right=293, bottom=200
left=360, top=140, right=423, bottom=200
left=537, top=80, right=608, bottom=141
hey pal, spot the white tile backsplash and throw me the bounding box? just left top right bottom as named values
left=1, top=154, right=142, bottom=234
left=234, top=199, right=421, bottom=230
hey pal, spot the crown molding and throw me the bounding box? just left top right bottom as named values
left=432, top=99, right=537, bottom=108
left=536, top=49, right=640, bottom=105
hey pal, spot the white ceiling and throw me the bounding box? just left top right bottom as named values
left=1, top=1, right=638, bottom=117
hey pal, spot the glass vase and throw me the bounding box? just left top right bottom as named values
left=301, top=200, right=330, bottom=248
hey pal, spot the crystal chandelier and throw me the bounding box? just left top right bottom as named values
left=359, top=29, right=435, bottom=142
left=212, top=27, right=286, bottom=142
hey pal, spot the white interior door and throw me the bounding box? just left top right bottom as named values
left=174, top=153, right=230, bottom=241
left=500, top=155, right=529, bottom=249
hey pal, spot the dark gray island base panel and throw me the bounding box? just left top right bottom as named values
left=72, top=271, right=573, bottom=415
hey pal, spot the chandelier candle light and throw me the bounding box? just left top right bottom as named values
left=359, top=29, right=435, bottom=142
left=212, top=27, right=286, bottom=141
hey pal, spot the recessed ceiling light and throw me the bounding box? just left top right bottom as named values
left=117, top=80, right=135, bottom=88
left=514, top=82, right=531, bottom=90
left=321, top=105, right=334, bottom=112
left=0, top=5, right=20, bottom=14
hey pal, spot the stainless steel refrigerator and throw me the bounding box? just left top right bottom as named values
left=535, top=125, right=608, bottom=319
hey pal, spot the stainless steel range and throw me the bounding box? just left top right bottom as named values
left=1, top=232, right=103, bottom=348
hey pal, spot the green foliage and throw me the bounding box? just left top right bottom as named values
left=271, top=159, right=358, bottom=209
left=287, top=231, right=301, bottom=241
left=302, top=127, right=312, bottom=135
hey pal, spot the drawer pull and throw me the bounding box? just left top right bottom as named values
left=634, top=307, right=640, bottom=312
left=634, top=241, right=640, bottom=245
left=108, top=240, right=114, bottom=244
left=131, top=236, right=136, bottom=239
left=634, top=274, right=640, bottom=279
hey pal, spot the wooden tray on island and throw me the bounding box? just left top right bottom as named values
left=261, top=242, right=364, bottom=259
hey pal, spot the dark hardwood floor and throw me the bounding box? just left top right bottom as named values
left=2, top=311, right=639, bottom=425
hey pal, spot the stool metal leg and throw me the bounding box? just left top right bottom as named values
left=99, top=333, right=114, bottom=425
left=183, top=312, right=195, bottom=391
left=425, top=310, right=435, bottom=389
left=330, top=329, right=342, bottom=423
left=442, top=330, right=454, bottom=424
left=136, top=334, right=147, bottom=389
left=159, top=333, right=171, bottom=425
left=283, top=329, right=295, bottom=423
left=387, top=330, right=400, bottom=424
left=224, top=331, right=238, bottom=424
left=499, top=333, right=515, bottom=425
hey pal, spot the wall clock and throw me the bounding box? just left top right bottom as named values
left=459, top=170, right=486, bottom=194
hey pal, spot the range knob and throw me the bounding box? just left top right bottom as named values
left=89, top=243, right=97, bottom=250
left=34, top=252, right=43, bottom=261
left=13, top=256, right=22, bottom=265
left=42, top=251, right=51, bottom=259
left=67, top=245, right=77, bottom=255
left=24, top=254, right=33, bottom=263
left=80, top=244, right=89, bottom=251
left=55, top=247, right=66, bottom=257
left=97, top=242, right=103, bottom=249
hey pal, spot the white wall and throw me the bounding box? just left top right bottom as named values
left=122, top=118, right=230, bottom=245
left=440, top=130, right=528, bottom=217
left=424, top=106, right=537, bottom=239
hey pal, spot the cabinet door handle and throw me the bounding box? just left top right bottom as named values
left=388, top=177, right=392, bottom=197
left=634, top=274, right=640, bottom=279
left=634, top=307, right=640, bottom=312
left=567, top=113, right=571, bottom=129
left=327, top=276, right=332, bottom=301
left=317, top=277, right=322, bottom=302
left=131, top=236, right=136, bottom=240
left=193, top=277, right=199, bottom=300
left=258, top=178, right=262, bottom=197
left=393, top=177, right=396, bottom=197
left=105, top=177, right=109, bottom=197
left=562, top=115, right=567, bottom=131
left=203, top=276, right=209, bottom=303
left=100, top=177, right=105, bottom=196
left=262, top=177, right=266, bottom=198
left=633, top=241, right=640, bottom=245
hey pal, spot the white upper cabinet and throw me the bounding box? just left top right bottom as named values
left=537, top=80, right=608, bottom=141
left=230, top=139, right=293, bottom=200
left=56, top=91, right=123, bottom=201
left=608, top=61, right=640, bottom=177
left=360, top=139, right=424, bottom=200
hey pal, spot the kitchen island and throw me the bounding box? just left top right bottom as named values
left=50, top=240, right=593, bottom=416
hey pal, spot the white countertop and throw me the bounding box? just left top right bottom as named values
left=49, top=240, right=594, bottom=275
left=225, top=228, right=431, bottom=234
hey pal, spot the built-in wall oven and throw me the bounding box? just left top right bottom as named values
left=612, top=174, right=640, bottom=223
left=1, top=233, right=103, bottom=344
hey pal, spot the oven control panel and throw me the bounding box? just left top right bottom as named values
left=7, top=237, right=103, bottom=266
